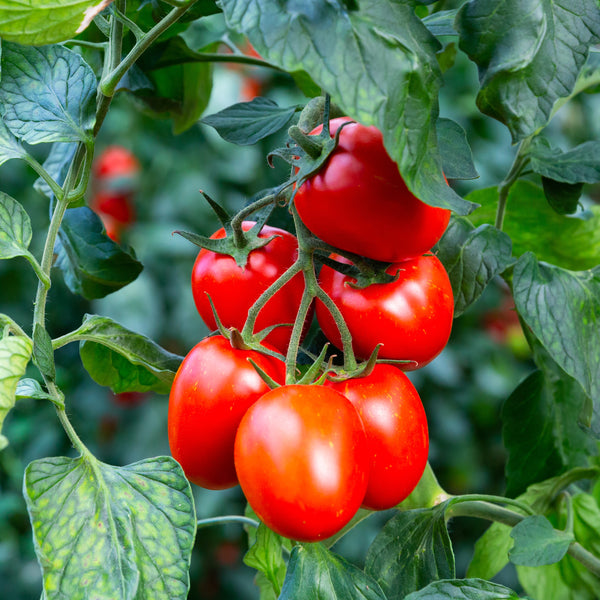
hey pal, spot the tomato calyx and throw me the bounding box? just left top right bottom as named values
left=316, top=253, right=400, bottom=289
left=175, top=191, right=280, bottom=268
left=268, top=95, right=353, bottom=201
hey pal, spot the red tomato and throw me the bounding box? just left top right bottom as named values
left=294, top=117, right=451, bottom=262
left=93, top=146, right=140, bottom=180
left=191, top=222, right=307, bottom=353
left=317, top=254, right=454, bottom=369
left=234, top=384, right=369, bottom=541
left=91, top=191, right=136, bottom=225
left=326, top=364, right=428, bottom=510
left=168, top=335, right=285, bottom=490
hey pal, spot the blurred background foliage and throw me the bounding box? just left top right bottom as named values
left=1, top=6, right=600, bottom=599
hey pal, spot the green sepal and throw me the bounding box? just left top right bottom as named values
left=174, top=191, right=279, bottom=268
left=296, top=343, right=330, bottom=385
left=268, top=96, right=352, bottom=203
left=316, top=253, right=398, bottom=288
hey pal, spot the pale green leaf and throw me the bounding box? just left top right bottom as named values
left=0, top=0, right=111, bottom=46
left=24, top=454, right=196, bottom=600
left=0, top=334, right=33, bottom=450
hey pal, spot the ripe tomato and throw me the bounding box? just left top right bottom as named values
left=168, top=335, right=285, bottom=490
left=294, top=117, right=451, bottom=262
left=191, top=222, right=307, bottom=353
left=91, top=191, right=136, bottom=224
left=317, top=254, right=454, bottom=369
left=93, top=145, right=140, bottom=181
left=234, top=384, right=369, bottom=541
left=326, top=364, right=428, bottom=510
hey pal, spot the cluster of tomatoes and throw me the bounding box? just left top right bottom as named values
left=168, top=116, right=455, bottom=542
left=89, top=145, right=140, bottom=243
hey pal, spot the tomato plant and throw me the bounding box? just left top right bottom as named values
left=326, top=364, right=429, bottom=510
left=168, top=335, right=285, bottom=489
left=317, top=253, right=454, bottom=368
left=191, top=221, right=307, bottom=353
left=234, top=384, right=369, bottom=542
left=294, top=117, right=451, bottom=262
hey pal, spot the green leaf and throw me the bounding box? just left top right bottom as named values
left=76, top=315, right=183, bottom=395
left=0, top=42, right=96, bottom=144
left=435, top=217, right=513, bottom=317
left=502, top=362, right=595, bottom=499
left=202, top=98, right=298, bottom=145
left=243, top=523, right=289, bottom=598
left=0, top=0, right=110, bottom=45
left=0, top=117, right=26, bottom=165
left=467, top=468, right=597, bottom=580
left=528, top=138, right=600, bottom=185
left=279, top=543, right=387, bottom=600
left=456, top=0, right=600, bottom=142
left=24, top=455, right=196, bottom=600
left=403, top=578, right=522, bottom=600
left=16, top=378, right=53, bottom=402
left=516, top=493, right=600, bottom=600
left=467, top=181, right=600, bottom=271
left=513, top=253, right=600, bottom=404
left=33, top=324, right=55, bottom=382
left=423, top=10, right=458, bottom=38
left=0, top=334, right=32, bottom=450
left=54, top=207, right=143, bottom=300
left=509, top=515, right=573, bottom=567
left=0, top=192, right=32, bottom=260
left=365, top=506, right=454, bottom=599
left=220, top=0, right=475, bottom=215
left=134, top=36, right=215, bottom=134
left=436, top=118, right=478, bottom=180
left=541, top=178, right=583, bottom=216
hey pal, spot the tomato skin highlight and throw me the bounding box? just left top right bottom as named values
left=191, top=222, right=306, bottom=353
left=294, top=117, right=451, bottom=262
left=168, top=336, right=285, bottom=490
left=317, top=254, right=454, bottom=369
left=326, top=364, right=428, bottom=510
left=234, top=384, right=369, bottom=541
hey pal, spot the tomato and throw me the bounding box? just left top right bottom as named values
left=294, top=117, right=451, bottom=262
left=191, top=222, right=307, bottom=353
left=317, top=254, right=454, bottom=369
left=93, top=145, right=140, bottom=181
left=168, top=335, right=285, bottom=490
left=91, top=191, right=136, bottom=225
left=326, top=364, right=428, bottom=510
left=234, top=384, right=369, bottom=541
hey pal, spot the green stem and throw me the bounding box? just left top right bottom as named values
left=52, top=383, right=89, bottom=455
left=446, top=500, right=600, bottom=578
left=240, top=261, right=303, bottom=340
left=100, top=0, right=200, bottom=97
left=32, top=197, right=68, bottom=330
left=1, top=315, right=30, bottom=339
left=23, top=155, right=64, bottom=201
left=292, top=208, right=358, bottom=372
left=448, top=494, right=536, bottom=516
left=111, top=4, right=145, bottom=40
left=495, top=138, right=532, bottom=230
left=23, top=251, right=51, bottom=290
left=196, top=515, right=260, bottom=529
left=230, top=193, right=281, bottom=233
left=285, top=285, right=314, bottom=384
left=94, top=0, right=126, bottom=136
